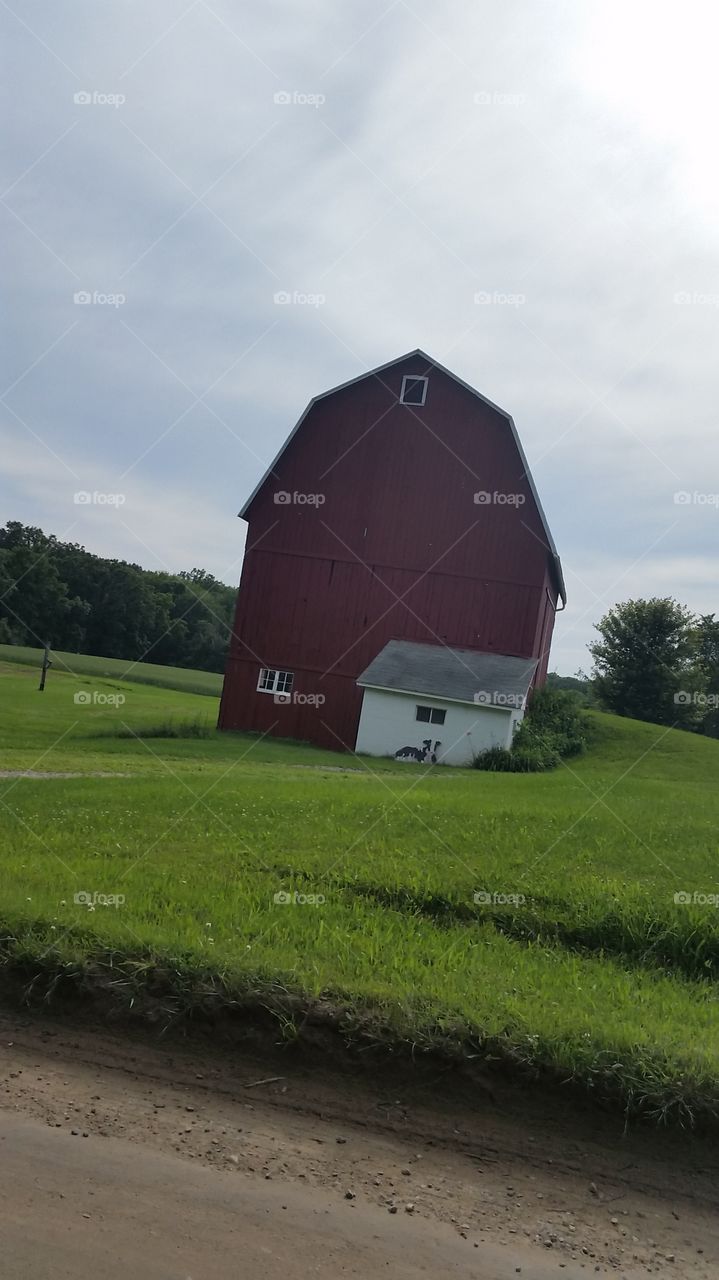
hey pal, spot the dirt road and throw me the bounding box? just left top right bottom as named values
left=0, top=1010, right=715, bottom=1278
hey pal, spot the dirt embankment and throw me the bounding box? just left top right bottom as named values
left=0, top=1010, right=716, bottom=1279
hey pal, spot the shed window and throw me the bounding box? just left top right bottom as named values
left=416, top=705, right=446, bottom=725
left=400, top=375, right=428, bottom=406
left=257, top=668, right=294, bottom=695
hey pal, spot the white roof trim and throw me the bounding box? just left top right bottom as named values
left=239, top=349, right=565, bottom=603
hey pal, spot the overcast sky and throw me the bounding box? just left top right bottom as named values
left=2, top=0, right=718, bottom=674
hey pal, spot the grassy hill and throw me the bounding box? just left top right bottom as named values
left=0, top=643, right=222, bottom=697
left=1, top=654, right=718, bottom=1126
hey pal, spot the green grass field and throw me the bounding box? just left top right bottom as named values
left=1, top=648, right=718, bottom=1125
left=0, top=643, right=222, bottom=697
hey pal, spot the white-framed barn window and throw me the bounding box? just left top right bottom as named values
left=399, top=375, right=428, bottom=406
left=257, top=668, right=294, bottom=695
left=416, top=705, right=446, bottom=725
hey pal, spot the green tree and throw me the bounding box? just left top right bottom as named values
left=0, top=521, right=235, bottom=673
left=0, top=523, right=74, bottom=646
left=691, top=614, right=719, bottom=738
left=590, top=598, right=702, bottom=727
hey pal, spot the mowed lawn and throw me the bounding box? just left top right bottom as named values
left=1, top=652, right=718, bottom=1124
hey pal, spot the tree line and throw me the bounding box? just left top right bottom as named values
left=551, top=598, right=719, bottom=738
left=2, top=524, right=717, bottom=733
left=0, top=522, right=235, bottom=673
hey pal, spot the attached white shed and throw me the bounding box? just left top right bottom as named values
left=355, top=640, right=537, bottom=767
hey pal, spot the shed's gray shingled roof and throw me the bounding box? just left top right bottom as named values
left=357, top=640, right=537, bottom=707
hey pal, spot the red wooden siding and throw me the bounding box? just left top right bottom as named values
left=218, top=354, right=561, bottom=751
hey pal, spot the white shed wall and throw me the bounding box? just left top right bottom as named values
left=355, top=687, right=520, bottom=766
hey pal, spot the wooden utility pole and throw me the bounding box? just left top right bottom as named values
left=38, top=642, right=52, bottom=692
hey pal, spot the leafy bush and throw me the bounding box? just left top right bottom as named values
left=474, top=687, right=590, bottom=772
left=516, top=686, right=590, bottom=758
left=472, top=744, right=554, bottom=772
left=471, top=745, right=512, bottom=771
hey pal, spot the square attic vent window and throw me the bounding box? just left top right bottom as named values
left=400, top=375, right=428, bottom=406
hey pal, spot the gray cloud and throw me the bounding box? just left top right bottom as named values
left=2, top=0, right=718, bottom=675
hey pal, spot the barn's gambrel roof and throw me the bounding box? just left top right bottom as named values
left=240, top=349, right=566, bottom=604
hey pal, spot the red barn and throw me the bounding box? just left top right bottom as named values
left=218, top=351, right=565, bottom=763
